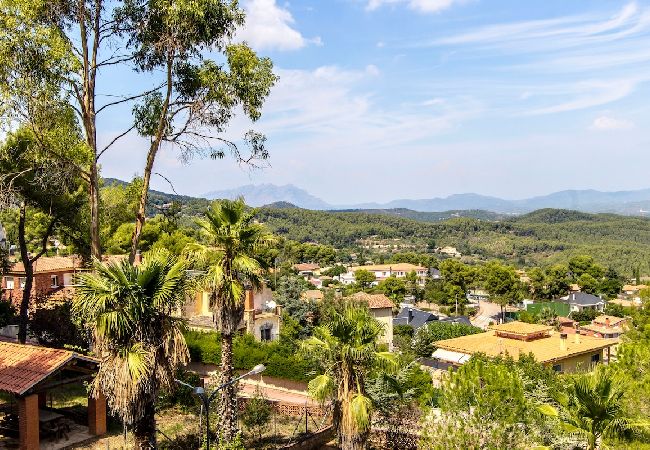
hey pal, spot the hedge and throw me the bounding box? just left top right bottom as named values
left=184, top=330, right=316, bottom=382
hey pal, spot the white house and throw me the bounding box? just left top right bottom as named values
left=341, top=263, right=428, bottom=287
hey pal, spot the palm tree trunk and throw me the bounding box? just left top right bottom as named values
left=132, top=399, right=157, bottom=449
left=219, top=332, right=238, bottom=442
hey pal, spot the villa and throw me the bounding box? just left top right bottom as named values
left=340, top=263, right=428, bottom=287
left=431, top=321, right=617, bottom=373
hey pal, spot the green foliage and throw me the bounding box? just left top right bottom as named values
left=29, top=302, right=87, bottom=349
left=354, top=269, right=376, bottom=289
left=378, top=276, right=407, bottom=302
left=184, top=331, right=316, bottom=382
left=158, top=368, right=202, bottom=409
left=0, top=298, right=15, bottom=328
left=240, top=387, right=271, bottom=441
left=411, top=321, right=482, bottom=357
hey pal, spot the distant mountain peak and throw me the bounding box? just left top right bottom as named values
left=203, top=183, right=330, bottom=210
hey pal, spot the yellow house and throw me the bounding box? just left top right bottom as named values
left=349, top=292, right=394, bottom=348
left=186, top=285, right=282, bottom=341
left=431, top=321, right=617, bottom=373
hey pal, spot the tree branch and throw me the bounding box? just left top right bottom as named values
left=96, top=84, right=165, bottom=114
left=97, top=125, right=136, bottom=159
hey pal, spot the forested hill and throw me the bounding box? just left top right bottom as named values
left=255, top=206, right=650, bottom=275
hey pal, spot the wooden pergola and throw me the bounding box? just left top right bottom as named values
left=0, top=341, right=106, bottom=449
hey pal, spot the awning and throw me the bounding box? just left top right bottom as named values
left=431, top=348, right=471, bottom=364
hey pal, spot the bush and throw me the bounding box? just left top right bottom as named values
left=159, top=368, right=203, bottom=409
left=412, top=321, right=482, bottom=358
left=240, top=387, right=272, bottom=441
left=184, top=330, right=317, bottom=382
left=29, top=301, right=87, bottom=349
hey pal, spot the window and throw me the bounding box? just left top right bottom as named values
left=260, top=326, right=272, bottom=341
left=591, top=354, right=600, bottom=363
left=4, top=277, right=13, bottom=290
left=552, top=364, right=562, bottom=373
left=51, top=275, right=59, bottom=288
left=19, top=277, right=26, bottom=289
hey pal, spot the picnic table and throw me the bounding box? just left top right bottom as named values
left=39, top=409, right=70, bottom=441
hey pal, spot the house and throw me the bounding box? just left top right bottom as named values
left=293, top=263, right=320, bottom=278
left=608, top=298, right=641, bottom=309
left=186, top=284, right=282, bottom=341
left=429, top=268, right=441, bottom=279
left=349, top=292, right=394, bottom=347
left=467, top=289, right=490, bottom=302
left=341, top=263, right=428, bottom=287
left=580, top=315, right=628, bottom=339
left=301, top=289, right=324, bottom=302
left=559, top=292, right=605, bottom=313
left=393, top=307, right=471, bottom=330
left=622, top=284, right=647, bottom=296
left=1, top=256, right=87, bottom=304
left=438, top=246, right=461, bottom=258
left=431, top=321, right=617, bottom=373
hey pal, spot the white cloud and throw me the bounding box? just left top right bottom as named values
left=590, top=116, right=634, bottom=130
left=367, top=0, right=462, bottom=14
left=236, top=0, right=321, bottom=51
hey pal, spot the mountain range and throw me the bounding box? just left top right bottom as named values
left=204, top=184, right=650, bottom=216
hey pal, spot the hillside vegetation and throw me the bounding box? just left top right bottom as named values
left=255, top=206, right=650, bottom=275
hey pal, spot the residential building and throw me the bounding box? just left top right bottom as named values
left=349, top=292, right=394, bottom=347
left=431, top=321, right=617, bottom=373
left=1, top=256, right=86, bottom=304
left=186, top=284, right=282, bottom=341
left=608, top=298, right=642, bottom=309
left=622, top=284, right=647, bottom=296
left=293, top=263, right=320, bottom=278
left=429, top=268, right=441, bottom=279
left=467, top=289, right=490, bottom=302
left=301, top=289, right=324, bottom=302
left=558, top=292, right=605, bottom=313
left=438, top=246, right=461, bottom=258
left=341, top=263, right=428, bottom=287
left=580, top=315, right=628, bottom=339
left=393, top=306, right=471, bottom=330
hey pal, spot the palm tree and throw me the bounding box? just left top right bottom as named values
left=303, top=305, right=396, bottom=450
left=191, top=198, right=275, bottom=442
left=73, top=250, right=189, bottom=449
left=541, top=367, right=635, bottom=450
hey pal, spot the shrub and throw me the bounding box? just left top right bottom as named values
left=240, top=387, right=272, bottom=441
left=412, top=321, right=482, bottom=358
left=184, top=330, right=316, bottom=382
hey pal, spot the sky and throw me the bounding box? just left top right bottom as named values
left=99, top=0, right=650, bottom=204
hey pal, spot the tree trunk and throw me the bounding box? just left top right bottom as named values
left=89, top=162, right=101, bottom=258
left=129, top=143, right=158, bottom=264
left=129, top=53, right=173, bottom=264
left=132, top=399, right=157, bottom=449
left=17, top=205, right=32, bottom=344
left=218, top=332, right=238, bottom=442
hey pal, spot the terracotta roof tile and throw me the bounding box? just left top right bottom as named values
left=349, top=263, right=426, bottom=272
left=0, top=342, right=97, bottom=395
left=350, top=292, right=394, bottom=309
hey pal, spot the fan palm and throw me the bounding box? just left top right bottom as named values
left=190, top=198, right=275, bottom=442
left=541, top=367, right=634, bottom=450
left=73, top=250, right=189, bottom=449
left=303, top=305, right=397, bottom=450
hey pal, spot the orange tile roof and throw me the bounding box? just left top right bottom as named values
left=294, top=263, right=320, bottom=272
left=593, top=315, right=626, bottom=326
left=435, top=330, right=617, bottom=364
left=488, top=322, right=553, bottom=336
left=10, top=256, right=84, bottom=274
left=0, top=342, right=98, bottom=396
left=350, top=292, right=394, bottom=309
left=301, top=289, right=324, bottom=301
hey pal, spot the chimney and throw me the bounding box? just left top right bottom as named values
left=574, top=330, right=581, bottom=344
left=134, top=250, right=142, bottom=266
left=605, top=317, right=611, bottom=328
left=244, top=290, right=255, bottom=311
left=560, top=333, right=568, bottom=352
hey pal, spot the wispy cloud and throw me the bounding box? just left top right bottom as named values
left=366, top=0, right=464, bottom=14
left=236, top=0, right=321, bottom=51
left=590, top=116, right=635, bottom=131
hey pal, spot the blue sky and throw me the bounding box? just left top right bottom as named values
left=99, top=0, right=650, bottom=204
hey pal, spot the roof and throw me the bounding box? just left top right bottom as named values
left=488, top=322, right=553, bottom=337
left=350, top=292, right=394, bottom=309
left=9, top=256, right=84, bottom=274
left=349, top=263, right=426, bottom=273
left=301, top=289, right=324, bottom=301
left=8, top=254, right=126, bottom=275
left=560, top=292, right=605, bottom=306
left=593, top=315, right=626, bottom=326
left=434, top=329, right=617, bottom=364
left=394, top=307, right=437, bottom=329
left=431, top=348, right=471, bottom=364
left=622, top=284, right=647, bottom=292
left=0, top=342, right=98, bottom=396
left=294, top=263, right=320, bottom=272
left=580, top=323, right=625, bottom=335
left=608, top=298, right=640, bottom=308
